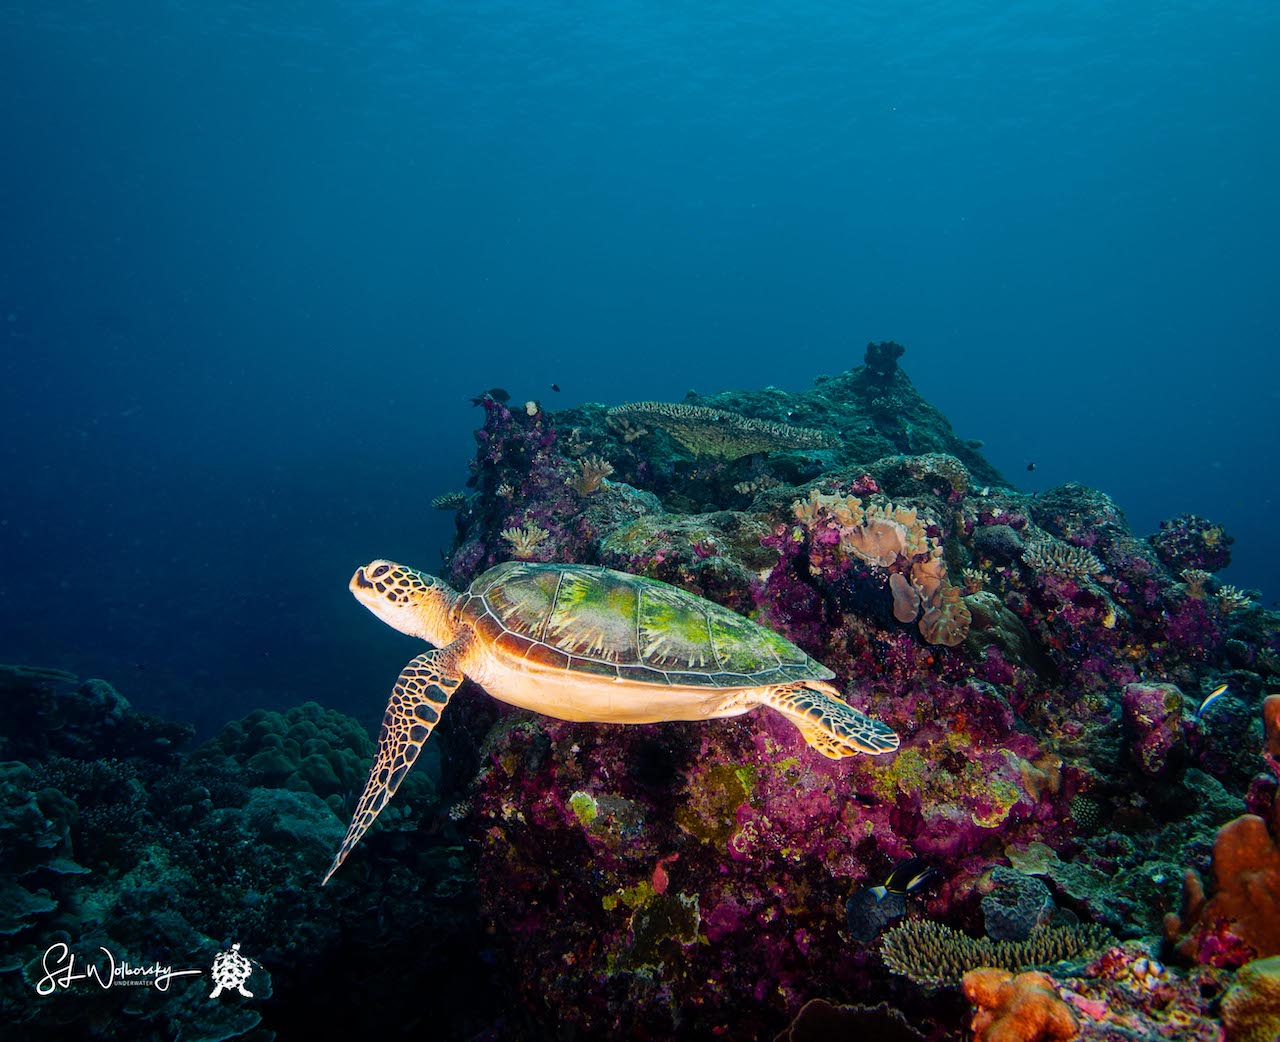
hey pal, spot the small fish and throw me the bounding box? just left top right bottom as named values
left=1026, top=462, right=1036, bottom=472
left=469, top=387, right=511, bottom=406
left=551, top=383, right=561, bottom=393
left=876, top=857, right=939, bottom=898
left=1195, top=683, right=1230, bottom=719
left=846, top=858, right=938, bottom=942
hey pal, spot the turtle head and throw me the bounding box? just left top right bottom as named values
left=351, top=560, right=459, bottom=647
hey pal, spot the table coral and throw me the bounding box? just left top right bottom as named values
left=963, top=968, right=1079, bottom=1042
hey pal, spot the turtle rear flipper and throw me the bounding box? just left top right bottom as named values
left=762, top=684, right=900, bottom=758
left=323, top=642, right=465, bottom=884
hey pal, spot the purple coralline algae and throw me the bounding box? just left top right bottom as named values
left=420, top=343, right=1279, bottom=1038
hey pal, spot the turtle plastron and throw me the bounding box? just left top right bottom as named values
left=322, top=640, right=468, bottom=884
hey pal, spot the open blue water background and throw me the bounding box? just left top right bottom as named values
left=1, top=1, right=1276, bottom=733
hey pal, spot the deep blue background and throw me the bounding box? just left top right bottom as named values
left=2, top=2, right=1276, bottom=733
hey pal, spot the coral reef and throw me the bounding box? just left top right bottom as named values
left=0, top=670, right=490, bottom=1041
left=7, top=344, right=1278, bottom=1040
left=420, top=347, right=1279, bottom=1037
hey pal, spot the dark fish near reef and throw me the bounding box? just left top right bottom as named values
left=470, top=387, right=511, bottom=406
left=845, top=859, right=938, bottom=942
left=1026, top=462, right=1036, bottom=472
left=551, top=383, right=561, bottom=392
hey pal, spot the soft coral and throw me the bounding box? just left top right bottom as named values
left=962, top=969, right=1079, bottom=1042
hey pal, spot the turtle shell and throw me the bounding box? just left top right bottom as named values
left=459, top=561, right=834, bottom=688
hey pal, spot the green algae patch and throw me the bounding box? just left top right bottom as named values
left=871, top=746, right=929, bottom=801
left=603, top=879, right=655, bottom=912
left=609, top=891, right=701, bottom=972
left=676, top=763, right=756, bottom=847
left=568, top=790, right=599, bottom=826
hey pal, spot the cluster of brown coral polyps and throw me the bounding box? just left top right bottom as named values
left=792, top=490, right=972, bottom=646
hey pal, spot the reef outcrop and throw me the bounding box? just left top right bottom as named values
left=3, top=342, right=1276, bottom=1040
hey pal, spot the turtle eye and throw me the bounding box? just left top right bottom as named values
left=370, top=564, right=390, bottom=579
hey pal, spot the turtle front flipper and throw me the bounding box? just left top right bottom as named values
left=761, top=683, right=900, bottom=758
left=323, top=643, right=465, bottom=884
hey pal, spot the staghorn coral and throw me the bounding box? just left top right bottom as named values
left=1218, top=585, right=1255, bottom=615
left=431, top=491, right=467, bottom=510
left=500, top=521, right=550, bottom=559
left=1181, top=568, right=1212, bottom=598
left=880, top=920, right=1113, bottom=988
left=607, top=401, right=840, bottom=459
left=1021, top=540, right=1104, bottom=581
left=569, top=455, right=614, bottom=494
left=962, top=968, right=1079, bottom=1042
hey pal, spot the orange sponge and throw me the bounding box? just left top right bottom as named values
left=962, top=968, right=1080, bottom=1042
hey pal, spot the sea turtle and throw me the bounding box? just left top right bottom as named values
left=323, top=560, right=899, bottom=883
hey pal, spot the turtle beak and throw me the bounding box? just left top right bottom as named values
left=352, top=567, right=374, bottom=591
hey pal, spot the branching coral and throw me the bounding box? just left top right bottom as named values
left=569, top=455, right=614, bottom=494
left=1217, top=585, right=1255, bottom=615
left=1181, top=568, right=1211, bottom=598
left=500, top=522, right=550, bottom=559
left=607, top=401, right=839, bottom=459
left=962, top=969, right=1079, bottom=1042
left=1021, top=540, right=1104, bottom=581
left=880, top=920, right=1112, bottom=987
left=431, top=491, right=467, bottom=510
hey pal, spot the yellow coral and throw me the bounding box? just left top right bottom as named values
left=500, top=522, right=550, bottom=558
left=569, top=455, right=614, bottom=494
left=1222, top=956, right=1280, bottom=1042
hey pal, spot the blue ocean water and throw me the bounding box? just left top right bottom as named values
left=1, top=1, right=1276, bottom=730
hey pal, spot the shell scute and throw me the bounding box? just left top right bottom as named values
left=465, top=562, right=832, bottom=688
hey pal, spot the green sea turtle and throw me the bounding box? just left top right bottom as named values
left=323, top=560, right=899, bottom=883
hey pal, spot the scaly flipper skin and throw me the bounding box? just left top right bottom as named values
left=763, top=684, right=900, bottom=757
left=322, top=643, right=465, bottom=884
